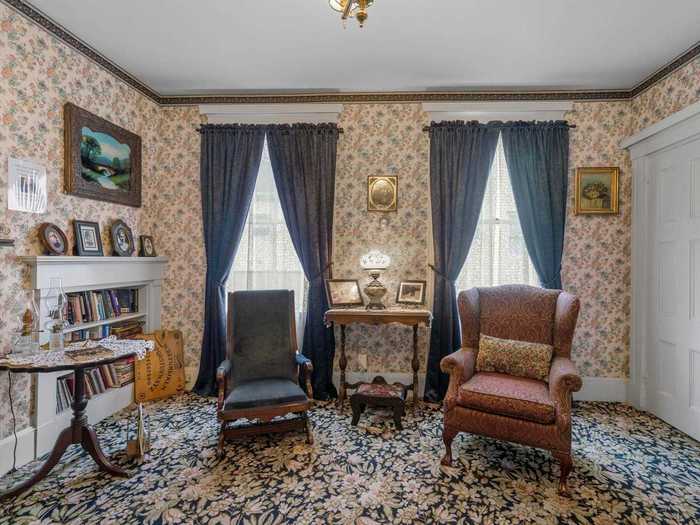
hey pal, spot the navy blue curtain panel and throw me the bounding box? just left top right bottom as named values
left=194, top=124, right=265, bottom=396
left=500, top=121, right=569, bottom=289
left=424, top=121, right=500, bottom=402
left=266, top=123, right=340, bottom=400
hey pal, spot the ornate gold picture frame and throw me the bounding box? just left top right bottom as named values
left=367, top=176, right=397, bottom=212
left=574, top=167, right=619, bottom=215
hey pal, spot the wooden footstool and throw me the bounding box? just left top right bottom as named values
left=350, top=376, right=408, bottom=430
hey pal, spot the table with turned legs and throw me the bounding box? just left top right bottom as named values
left=324, top=309, right=432, bottom=417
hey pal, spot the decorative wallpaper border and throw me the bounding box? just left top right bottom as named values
left=3, top=0, right=699, bottom=106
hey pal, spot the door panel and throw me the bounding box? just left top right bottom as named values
left=647, top=137, right=700, bottom=440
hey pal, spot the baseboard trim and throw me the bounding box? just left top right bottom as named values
left=575, top=377, right=628, bottom=402
left=0, top=426, right=35, bottom=477
left=332, top=372, right=626, bottom=403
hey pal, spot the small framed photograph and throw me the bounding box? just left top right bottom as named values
left=575, top=167, right=619, bottom=215
left=110, top=220, right=135, bottom=256
left=73, top=220, right=103, bottom=256
left=368, top=175, right=397, bottom=212
left=325, top=279, right=364, bottom=308
left=139, top=235, right=157, bottom=257
left=38, top=223, right=68, bottom=256
left=396, top=280, right=427, bottom=305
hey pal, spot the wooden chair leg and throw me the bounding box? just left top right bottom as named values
left=304, top=414, right=314, bottom=445
left=441, top=426, right=457, bottom=466
left=553, top=451, right=573, bottom=496
left=392, top=404, right=404, bottom=431
left=217, top=422, right=226, bottom=458
left=350, top=396, right=362, bottom=426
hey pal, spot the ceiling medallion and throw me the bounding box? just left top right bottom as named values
left=329, top=0, right=374, bottom=28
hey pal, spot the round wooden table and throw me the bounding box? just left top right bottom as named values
left=0, top=350, right=135, bottom=500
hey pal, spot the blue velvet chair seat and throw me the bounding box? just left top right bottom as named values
left=224, top=378, right=308, bottom=410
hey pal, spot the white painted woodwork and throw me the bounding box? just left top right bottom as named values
left=422, top=101, right=573, bottom=123
left=200, top=104, right=344, bottom=124
left=6, top=256, right=168, bottom=470
left=624, top=99, right=700, bottom=440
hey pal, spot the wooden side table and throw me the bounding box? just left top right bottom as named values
left=324, top=308, right=432, bottom=414
left=0, top=350, right=137, bottom=500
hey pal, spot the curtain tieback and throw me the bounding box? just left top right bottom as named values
left=309, top=262, right=333, bottom=284
left=429, top=264, right=455, bottom=283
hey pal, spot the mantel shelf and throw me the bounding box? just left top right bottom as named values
left=18, top=256, right=168, bottom=265
left=19, top=255, right=169, bottom=291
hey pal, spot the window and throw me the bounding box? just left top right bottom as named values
left=227, top=139, right=307, bottom=341
left=455, top=135, right=538, bottom=291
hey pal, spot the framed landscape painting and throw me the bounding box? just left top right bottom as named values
left=64, top=102, right=142, bottom=207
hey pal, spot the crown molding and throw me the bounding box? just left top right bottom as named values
left=3, top=0, right=699, bottom=106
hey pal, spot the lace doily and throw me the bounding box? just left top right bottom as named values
left=0, top=336, right=154, bottom=367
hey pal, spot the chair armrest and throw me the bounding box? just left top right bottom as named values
left=548, top=356, right=582, bottom=433
left=217, top=359, right=232, bottom=414
left=296, top=353, right=314, bottom=400
left=440, top=348, right=477, bottom=411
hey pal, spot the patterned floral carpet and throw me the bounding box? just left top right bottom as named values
left=1, top=394, right=699, bottom=524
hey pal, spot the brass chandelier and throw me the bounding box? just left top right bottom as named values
left=329, top=0, right=374, bottom=28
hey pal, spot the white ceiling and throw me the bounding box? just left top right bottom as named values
left=27, top=0, right=700, bottom=95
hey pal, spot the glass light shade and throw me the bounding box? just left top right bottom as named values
left=360, top=250, right=391, bottom=270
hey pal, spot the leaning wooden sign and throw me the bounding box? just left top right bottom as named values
left=133, top=330, right=186, bottom=402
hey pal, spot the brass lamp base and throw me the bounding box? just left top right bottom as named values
left=364, top=269, right=387, bottom=310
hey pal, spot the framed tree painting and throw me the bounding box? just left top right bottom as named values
left=64, top=102, right=142, bottom=207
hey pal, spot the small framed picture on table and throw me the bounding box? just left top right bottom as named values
left=396, top=280, right=427, bottom=305
left=325, top=279, right=364, bottom=308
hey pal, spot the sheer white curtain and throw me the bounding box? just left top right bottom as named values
left=227, top=138, right=308, bottom=344
left=456, top=134, right=538, bottom=291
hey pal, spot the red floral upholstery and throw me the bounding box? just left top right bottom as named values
left=457, top=372, right=555, bottom=424
left=442, top=285, right=582, bottom=495
left=478, top=285, right=560, bottom=345
left=356, top=382, right=404, bottom=399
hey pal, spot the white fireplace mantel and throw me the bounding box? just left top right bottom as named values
left=0, top=255, right=168, bottom=477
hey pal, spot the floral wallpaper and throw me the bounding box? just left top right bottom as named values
left=149, top=106, right=204, bottom=386
left=332, top=104, right=431, bottom=377
left=562, top=101, right=633, bottom=378
left=1, top=0, right=700, bottom=442
left=0, top=4, right=160, bottom=439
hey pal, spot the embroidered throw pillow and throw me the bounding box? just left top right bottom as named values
left=476, top=334, right=553, bottom=382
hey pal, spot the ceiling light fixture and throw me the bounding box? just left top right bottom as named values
left=329, top=0, right=374, bottom=28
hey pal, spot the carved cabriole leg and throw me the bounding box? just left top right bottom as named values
left=552, top=451, right=573, bottom=496
left=338, top=324, right=347, bottom=412
left=441, top=425, right=458, bottom=466
left=392, top=403, right=404, bottom=431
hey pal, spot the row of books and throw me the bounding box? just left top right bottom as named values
left=56, top=357, right=135, bottom=413
left=66, top=319, right=145, bottom=343
left=66, top=288, right=139, bottom=326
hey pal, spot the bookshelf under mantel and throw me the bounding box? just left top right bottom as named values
left=11, top=255, right=168, bottom=468
left=63, top=311, right=147, bottom=334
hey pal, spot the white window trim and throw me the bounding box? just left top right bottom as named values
left=199, top=103, right=344, bottom=124
left=421, top=101, right=573, bottom=123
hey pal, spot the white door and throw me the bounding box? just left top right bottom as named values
left=647, top=136, right=700, bottom=440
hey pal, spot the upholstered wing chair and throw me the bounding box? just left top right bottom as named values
left=216, top=290, right=313, bottom=455
left=440, top=285, right=582, bottom=495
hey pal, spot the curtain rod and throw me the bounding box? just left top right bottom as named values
left=194, top=126, right=344, bottom=133
left=422, top=123, right=576, bottom=132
